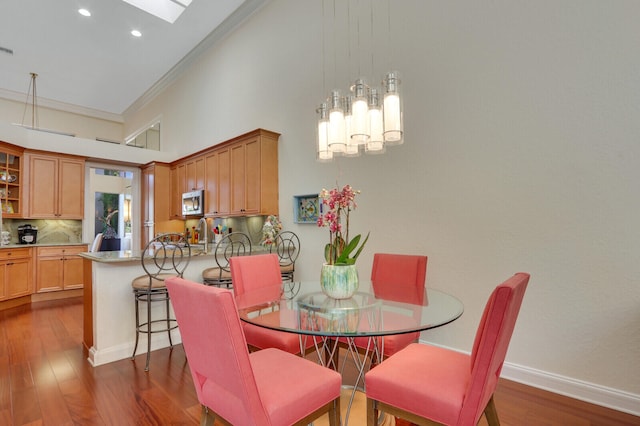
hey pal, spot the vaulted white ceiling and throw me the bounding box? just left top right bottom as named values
left=0, top=0, right=266, bottom=119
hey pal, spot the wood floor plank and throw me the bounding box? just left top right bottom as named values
left=57, top=377, right=106, bottom=426
left=46, top=352, right=78, bottom=384
left=11, top=387, right=42, bottom=425
left=9, top=362, right=34, bottom=392
left=31, top=357, right=74, bottom=426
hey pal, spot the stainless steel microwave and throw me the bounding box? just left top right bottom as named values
left=182, top=190, right=204, bottom=216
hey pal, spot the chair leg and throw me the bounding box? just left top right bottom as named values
left=367, top=398, right=378, bottom=426
left=131, top=296, right=140, bottom=360
left=145, top=295, right=152, bottom=372
left=200, top=405, right=215, bottom=426
left=328, top=397, right=341, bottom=426
left=483, top=396, right=500, bottom=426
left=166, top=295, right=174, bottom=348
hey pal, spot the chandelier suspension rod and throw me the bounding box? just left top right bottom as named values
left=21, top=72, right=39, bottom=130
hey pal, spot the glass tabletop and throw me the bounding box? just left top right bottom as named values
left=236, top=280, right=464, bottom=337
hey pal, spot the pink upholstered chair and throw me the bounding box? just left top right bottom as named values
left=358, top=253, right=428, bottom=357
left=365, top=272, right=530, bottom=426
left=166, top=277, right=341, bottom=426
left=230, top=253, right=315, bottom=354
left=330, top=253, right=428, bottom=371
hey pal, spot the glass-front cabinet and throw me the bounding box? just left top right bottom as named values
left=0, top=142, right=23, bottom=218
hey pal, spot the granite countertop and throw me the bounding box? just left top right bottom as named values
left=80, top=244, right=270, bottom=264
left=79, top=250, right=142, bottom=263
left=0, top=242, right=90, bottom=249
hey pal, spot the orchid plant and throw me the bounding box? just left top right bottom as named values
left=317, top=185, right=369, bottom=265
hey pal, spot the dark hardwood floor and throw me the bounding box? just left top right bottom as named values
left=1, top=296, right=638, bottom=425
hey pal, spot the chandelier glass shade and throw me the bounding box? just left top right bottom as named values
left=316, top=73, right=403, bottom=161
left=316, top=102, right=333, bottom=162
left=315, top=0, right=404, bottom=161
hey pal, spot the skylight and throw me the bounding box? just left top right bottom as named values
left=122, top=0, right=192, bottom=24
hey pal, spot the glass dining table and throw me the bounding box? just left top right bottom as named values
left=236, top=280, right=464, bottom=425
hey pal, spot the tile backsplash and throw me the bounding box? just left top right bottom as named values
left=184, top=215, right=267, bottom=246
left=3, top=215, right=270, bottom=246
left=2, top=219, right=83, bottom=244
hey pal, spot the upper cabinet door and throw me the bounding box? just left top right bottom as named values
left=243, top=138, right=261, bottom=214
left=28, top=155, right=58, bottom=218
left=28, top=153, right=84, bottom=219
left=185, top=156, right=205, bottom=192
left=230, top=143, right=246, bottom=214
left=57, top=158, right=84, bottom=219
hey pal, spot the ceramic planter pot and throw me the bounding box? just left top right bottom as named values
left=320, top=263, right=359, bottom=299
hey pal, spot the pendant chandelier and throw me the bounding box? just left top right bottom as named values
left=316, top=0, right=403, bottom=162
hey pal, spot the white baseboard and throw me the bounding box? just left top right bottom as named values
left=419, top=340, right=640, bottom=417
left=501, top=362, right=640, bottom=417
left=88, top=332, right=182, bottom=367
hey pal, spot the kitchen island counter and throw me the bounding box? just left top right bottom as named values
left=80, top=246, right=269, bottom=367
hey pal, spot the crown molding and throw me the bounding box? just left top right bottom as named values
left=0, top=88, right=124, bottom=123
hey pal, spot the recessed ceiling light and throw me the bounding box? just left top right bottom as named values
left=131, top=30, right=142, bottom=37
left=78, top=8, right=91, bottom=17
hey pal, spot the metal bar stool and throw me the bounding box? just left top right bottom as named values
left=131, top=233, right=191, bottom=371
left=270, top=231, right=300, bottom=283
left=202, top=232, right=252, bottom=288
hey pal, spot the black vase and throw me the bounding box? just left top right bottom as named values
left=100, top=238, right=121, bottom=251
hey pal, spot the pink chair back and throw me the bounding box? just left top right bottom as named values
left=230, top=253, right=282, bottom=298
left=370, top=253, right=427, bottom=304
left=459, top=272, right=530, bottom=424
left=165, top=277, right=271, bottom=425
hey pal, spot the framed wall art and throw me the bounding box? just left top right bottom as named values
left=294, top=194, right=322, bottom=224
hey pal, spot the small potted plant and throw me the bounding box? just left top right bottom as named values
left=317, top=184, right=369, bottom=298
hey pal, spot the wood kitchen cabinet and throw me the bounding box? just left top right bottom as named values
left=229, top=130, right=279, bottom=216
left=204, top=148, right=230, bottom=216
left=141, top=162, right=181, bottom=246
left=170, top=128, right=279, bottom=219
left=170, top=156, right=205, bottom=218
left=26, top=152, right=85, bottom=219
left=186, top=155, right=205, bottom=192
left=36, top=245, right=86, bottom=293
left=0, top=142, right=24, bottom=218
left=0, top=247, right=33, bottom=301
left=170, top=164, right=181, bottom=218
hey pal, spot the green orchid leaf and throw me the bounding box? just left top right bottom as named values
left=351, top=232, right=370, bottom=262
left=335, top=234, right=361, bottom=264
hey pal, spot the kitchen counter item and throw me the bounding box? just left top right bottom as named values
left=17, top=224, right=38, bottom=244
